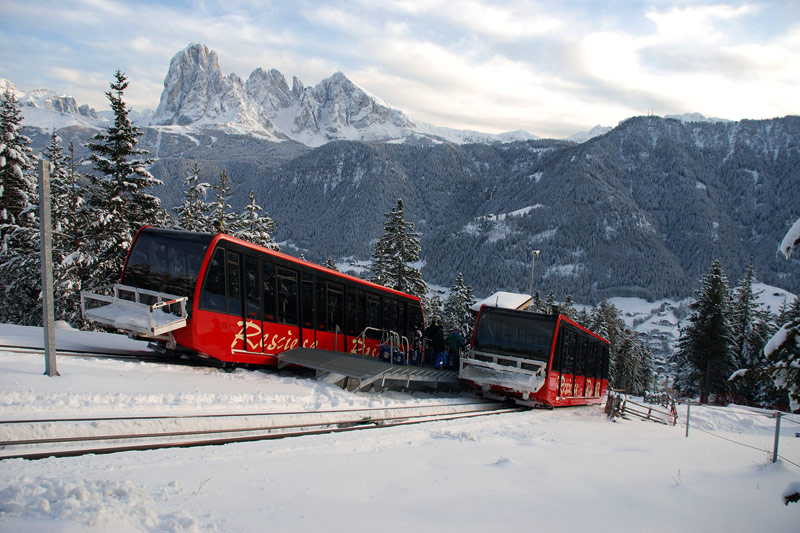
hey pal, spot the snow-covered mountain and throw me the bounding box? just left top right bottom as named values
left=150, top=43, right=538, bottom=146
left=567, top=124, right=612, bottom=143
left=0, top=79, right=107, bottom=130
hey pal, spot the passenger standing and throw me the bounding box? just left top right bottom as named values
left=430, top=319, right=446, bottom=369
left=446, top=329, right=463, bottom=370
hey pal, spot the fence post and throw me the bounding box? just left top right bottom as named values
left=685, top=399, right=691, bottom=438
left=773, top=411, right=782, bottom=463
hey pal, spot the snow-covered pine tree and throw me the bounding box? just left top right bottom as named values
left=762, top=220, right=800, bottom=410
left=561, top=295, right=577, bottom=320
left=530, top=289, right=545, bottom=312
left=545, top=292, right=556, bottom=313
left=0, top=89, right=40, bottom=325
left=591, top=300, right=626, bottom=389
left=86, top=70, right=165, bottom=286
left=732, top=260, right=771, bottom=367
left=43, top=131, right=87, bottom=325
left=0, top=89, right=35, bottom=228
left=673, top=258, right=737, bottom=403
left=443, top=273, right=476, bottom=339
left=369, top=199, right=427, bottom=299
left=425, top=292, right=444, bottom=323
left=174, top=163, right=212, bottom=232
left=211, top=170, right=238, bottom=234
left=729, top=259, right=781, bottom=405
left=234, top=190, right=278, bottom=249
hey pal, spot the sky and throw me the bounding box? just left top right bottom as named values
left=1, top=0, right=799, bottom=138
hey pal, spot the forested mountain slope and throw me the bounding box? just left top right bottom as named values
left=26, top=115, right=800, bottom=302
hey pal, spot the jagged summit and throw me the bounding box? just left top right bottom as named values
left=148, top=43, right=537, bottom=146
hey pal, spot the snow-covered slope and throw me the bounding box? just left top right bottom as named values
left=1, top=323, right=799, bottom=531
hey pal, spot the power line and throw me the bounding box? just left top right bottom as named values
left=691, top=426, right=800, bottom=469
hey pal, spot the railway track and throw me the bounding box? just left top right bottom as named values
left=0, top=343, right=206, bottom=366
left=0, top=402, right=524, bottom=460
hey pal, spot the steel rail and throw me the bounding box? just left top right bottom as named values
left=1, top=405, right=523, bottom=461
left=0, top=401, right=499, bottom=425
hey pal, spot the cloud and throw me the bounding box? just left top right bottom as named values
left=1, top=0, right=799, bottom=137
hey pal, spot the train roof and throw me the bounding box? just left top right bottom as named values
left=132, top=226, right=422, bottom=303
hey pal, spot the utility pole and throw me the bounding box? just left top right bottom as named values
left=39, top=159, right=59, bottom=377
left=528, top=250, right=541, bottom=300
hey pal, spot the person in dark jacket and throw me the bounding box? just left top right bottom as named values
left=427, top=319, right=446, bottom=369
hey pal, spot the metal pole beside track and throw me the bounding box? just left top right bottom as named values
left=772, top=411, right=782, bottom=463
left=39, top=159, right=59, bottom=377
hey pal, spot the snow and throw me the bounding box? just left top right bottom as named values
left=1, top=323, right=800, bottom=532
left=470, top=291, right=531, bottom=311
left=780, top=218, right=800, bottom=260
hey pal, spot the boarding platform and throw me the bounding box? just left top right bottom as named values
left=277, top=347, right=460, bottom=392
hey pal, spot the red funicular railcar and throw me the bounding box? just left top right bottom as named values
left=459, top=305, right=610, bottom=407
left=82, top=227, right=425, bottom=365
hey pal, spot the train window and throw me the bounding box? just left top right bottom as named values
left=302, top=273, right=314, bottom=328
left=552, top=328, right=563, bottom=373
left=472, top=309, right=556, bottom=363
left=398, top=302, right=408, bottom=337
left=409, top=304, right=423, bottom=333
left=122, top=228, right=212, bottom=309
left=316, top=279, right=327, bottom=331
left=358, top=291, right=368, bottom=337
left=365, top=295, right=380, bottom=338
left=346, top=290, right=358, bottom=335
left=226, top=252, right=241, bottom=315
left=383, top=299, right=398, bottom=332
left=575, top=335, right=586, bottom=377
left=328, top=283, right=344, bottom=332
left=244, top=255, right=260, bottom=319
left=601, top=344, right=610, bottom=380
left=263, top=261, right=276, bottom=321
left=586, top=342, right=598, bottom=380
left=200, top=248, right=226, bottom=313
left=563, top=328, right=576, bottom=376
left=277, top=268, right=298, bottom=325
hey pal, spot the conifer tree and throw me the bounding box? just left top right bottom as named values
left=174, top=163, right=212, bottom=232
left=0, top=89, right=35, bottom=228
left=234, top=190, right=278, bottom=249
left=86, top=70, right=164, bottom=286
left=443, top=273, right=476, bottom=338
left=728, top=259, right=780, bottom=404
left=211, top=170, right=238, bottom=234
left=561, top=295, right=577, bottom=320
left=673, top=259, right=737, bottom=403
left=761, top=221, right=800, bottom=410
left=369, top=199, right=427, bottom=298
left=0, top=90, right=39, bottom=324
left=43, top=131, right=86, bottom=325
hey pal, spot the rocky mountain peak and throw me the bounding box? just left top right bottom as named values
left=152, top=43, right=230, bottom=127
left=148, top=43, right=533, bottom=146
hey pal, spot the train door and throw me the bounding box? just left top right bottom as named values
left=265, top=266, right=300, bottom=354
left=242, top=254, right=263, bottom=353
left=345, top=287, right=359, bottom=353
left=315, top=279, right=345, bottom=351
left=301, top=273, right=316, bottom=349
left=327, top=282, right=345, bottom=351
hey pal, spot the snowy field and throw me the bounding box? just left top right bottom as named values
left=1, top=324, right=799, bottom=532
